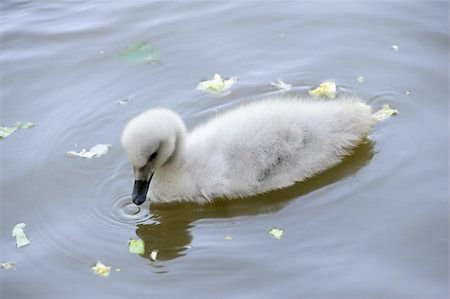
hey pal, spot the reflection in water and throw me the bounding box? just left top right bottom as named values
left=136, top=140, right=374, bottom=261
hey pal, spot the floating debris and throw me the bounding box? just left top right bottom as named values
left=12, top=223, right=31, bottom=248
left=128, top=239, right=145, bottom=255
left=1, top=262, right=16, bottom=270
left=372, top=104, right=399, bottom=122
left=270, top=79, right=292, bottom=91
left=0, top=126, right=17, bottom=138
left=269, top=228, right=284, bottom=239
left=150, top=250, right=158, bottom=261
left=118, top=96, right=132, bottom=105
left=391, top=44, right=400, bottom=51
left=17, top=122, right=35, bottom=129
left=196, top=74, right=237, bottom=95
left=67, top=144, right=111, bottom=159
left=357, top=76, right=365, bottom=83
left=119, top=41, right=159, bottom=64
left=91, top=261, right=111, bottom=277
left=405, top=91, right=411, bottom=95
left=0, top=122, right=35, bottom=138
left=309, top=81, right=337, bottom=99
left=224, top=235, right=233, bottom=241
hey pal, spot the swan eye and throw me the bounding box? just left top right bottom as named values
left=148, top=152, right=157, bottom=162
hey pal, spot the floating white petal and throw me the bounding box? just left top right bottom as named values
left=12, top=223, right=31, bottom=248
left=270, top=79, right=292, bottom=91
left=150, top=250, right=158, bottom=261
left=269, top=228, right=284, bottom=239
left=67, top=144, right=111, bottom=159
left=118, top=96, right=132, bottom=105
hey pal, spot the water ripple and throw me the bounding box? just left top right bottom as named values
left=84, top=161, right=153, bottom=232
left=108, top=193, right=152, bottom=225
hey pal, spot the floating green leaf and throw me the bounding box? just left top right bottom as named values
left=0, top=126, right=18, bottom=138
left=128, top=239, right=145, bottom=254
left=197, top=74, right=237, bottom=94
left=17, top=121, right=35, bottom=129
left=309, top=81, right=337, bottom=99
left=119, top=41, right=159, bottom=64
left=0, top=122, right=35, bottom=138
left=91, top=261, right=111, bottom=277
left=372, top=104, right=399, bottom=122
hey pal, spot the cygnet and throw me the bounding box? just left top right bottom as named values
left=121, top=96, right=373, bottom=205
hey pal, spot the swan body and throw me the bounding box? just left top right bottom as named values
left=121, top=96, right=373, bottom=205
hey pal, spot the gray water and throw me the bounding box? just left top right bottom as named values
left=1, top=1, right=448, bottom=299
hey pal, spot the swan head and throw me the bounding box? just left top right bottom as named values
left=121, top=108, right=186, bottom=205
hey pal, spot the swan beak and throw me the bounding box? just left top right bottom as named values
left=132, top=180, right=150, bottom=205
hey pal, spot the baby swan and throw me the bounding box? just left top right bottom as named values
left=121, top=96, right=373, bottom=205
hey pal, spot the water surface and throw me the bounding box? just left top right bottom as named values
left=1, top=1, right=448, bottom=298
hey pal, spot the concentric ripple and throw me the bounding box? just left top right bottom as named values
left=109, top=193, right=152, bottom=224
left=83, top=160, right=154, bottom=233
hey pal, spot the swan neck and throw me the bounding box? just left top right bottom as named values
left=174, top=130, right=186, bottom=161
left=165, top=125, right=186, bottom=166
